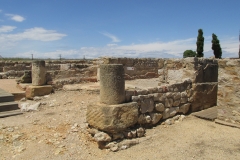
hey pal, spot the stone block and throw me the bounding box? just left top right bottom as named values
left=26, top=85, right=53, bottom=99
left=86, top=102, right=139, bottom=133
left=150, top=113, right=162, bottom=125
left=150, top=93, right=161, bottom=101
left=179, top=103, right=191, bottom=114
left=125, top=89, right=136, bottom=102
left=165, top=98, right=173, bottom=108
left=155, top=103, right=165, bottom=112
left=173, top=100, right=180, bottom=107
left=191, top=83, right=218, bottom=112
left=159, top=93, right=166, bottom=102
left=147, top=87, right=158, bottom=94
left=194, top=59, right=218, bottom=83
left=173, top=92, right=181, bottom=100
left=138, top=114, right=151, bottom=124
left=169, top=107, right=179, bottom=117
left=139, top=95, right=154, bottom=113
left=162, top=108, right=170, bottom=119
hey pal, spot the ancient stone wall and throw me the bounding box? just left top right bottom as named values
left=127, top=79, right=192, bottom=125
left=87, top=59, right=219, bottom=151
left=0, top=60, right=95, bottom=84
left=101, top=57, right=161, bottom=79
left=217, top=59, right=240, bottom=108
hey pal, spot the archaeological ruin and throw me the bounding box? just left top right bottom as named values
left=0, top=57, right=240, bottom=151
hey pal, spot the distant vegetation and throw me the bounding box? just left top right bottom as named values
left=196, top=29, right=204, bottom=57
left=212, top=33, right=222, bottom=59
left=183, top=50, right=196, bottom=58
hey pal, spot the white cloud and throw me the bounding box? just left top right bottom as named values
left=5, top=36, right=239, bottom=59
left=100, top=32, right=121, bottom=43
left=6, top=14, right=25, bottom=22
left=0, top=25, right=16, bottom=33
left=0, top=27, right=67, bottom=42
left=0, top=10, right=2, bottom=13
left=107, top=43, right=118, bottom=47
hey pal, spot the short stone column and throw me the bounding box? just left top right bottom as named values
left=100, top=64, right=125, bottom=105
left=32, top=60, right=46, bottom=86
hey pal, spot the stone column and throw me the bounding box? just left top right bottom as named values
left=100, top=64, right=125, bottom=104
left=32, top=60, right=46, bottom=86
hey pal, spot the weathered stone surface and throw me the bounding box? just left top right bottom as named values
left=17, top=71, right=32, bottom=83
left=186, top=89, right=193, bottom=98
left=180, top=98, right=188, bottom=103
left=112, top=133, right=124, bottom=140
left=139, top=95, right=154, bottom=113
left=173, top=100, right=180, bottom=107
left=191, top=83, right=218, bottom=112
left=181, top=92, right=187, bottom=98
left=125, top=89, right=136, bottom=102
left=162, top=108, right=170, bottom=119
left=150, top=113, right=162, bottom=125
left=169, top=107, right=179, bottom=117
left=32, top=60, right=46, bottom=86
left=25, top=85, right=52, bottom=99
left=60, top=64, right=71, bottom=71
left=159, top=93, right=166, bottom=102
left=179, top=103, right=191, bottom=114
left=136, top=127, right=145, bottom=137
left=155, top=103, right=165, bottom=112
left=100, top=64, right=125, bottom=105
left=131, top=96, right=139, bottom=102
left=166, top=92, right=173, bottom=98
left=94, top=132, right=112, bottom=142
left=173, top=92, right=181, bottom=100
left=87, top=102, right=138, bottom=133
left=165, top=98, right=173, bottom=108
left=194, top=59, right=218, bottom=83
left=147, top=87, right=158, bottom=94
left=136, top=89, right=148, bottom=95
left=152, top=93, right=161, bottom=101
left=138, top=114, right=151, bottom=124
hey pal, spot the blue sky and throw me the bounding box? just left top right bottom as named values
left=0, top=0, right=239, bottom=59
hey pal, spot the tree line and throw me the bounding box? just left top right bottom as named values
left=183, top=29, right=222, bottom=58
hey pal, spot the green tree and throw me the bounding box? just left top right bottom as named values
left=212, top=33, right=222, bottom=59
left=196, top=29, right=204, bottom=57
left=183, top=50, right=196, bottom=58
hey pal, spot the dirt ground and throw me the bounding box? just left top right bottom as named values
left=0, top=87, right=240, bottom=160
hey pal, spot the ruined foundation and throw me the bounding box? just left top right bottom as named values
left=86, top=58, right=219, bottom=151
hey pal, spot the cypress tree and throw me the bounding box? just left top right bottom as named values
left=211, top=33, right=222, bottom=59
left=196, top=29, right=204, bottom=57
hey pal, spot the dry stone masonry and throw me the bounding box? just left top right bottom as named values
left=87, top=57, right=219, bottom=151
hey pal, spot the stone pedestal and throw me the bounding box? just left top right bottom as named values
left=100, top=64, right=125, bottom=105
left=26, top=85, right=53, bottom=99
left=87, top=102, right=138, bottom=133
left=32, top=60, right=46, bottom=86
